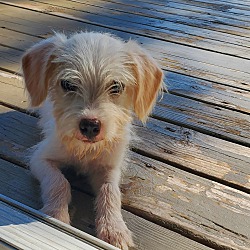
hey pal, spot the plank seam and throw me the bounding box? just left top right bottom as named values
left=135, top=0, right=250, bottom=21
left=69, top=0, right=250, bottom=36
left=131, top=147, right=250, bottom=194
left=122, top=203, right=236, bottom=250
left=165, top=69, right=250, bottom=92
left=168, top=91, right=250, bottom=115
left=0, top=240, right=20, bottom=250
left=1, top=1, right=250, bottom=61
left=2, top=91, right=250, bottom=148
left=0, top=159, right=244, bottom=250
left=1, top=86, right=250, bottom=149
left=0, top=155, right=28, bottom=169
left=0, top=195, right=116, bottom=250
left=151, top=113, right=250, bottom=148
left=1, top=101, right=249, bottom=194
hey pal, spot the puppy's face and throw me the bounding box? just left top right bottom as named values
left=22, top=32, right=163, bottom=157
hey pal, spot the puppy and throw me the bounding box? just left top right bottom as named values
left=22, top=32, right=163, bottom=250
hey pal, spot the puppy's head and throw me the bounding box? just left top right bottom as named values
left=22, top=32, right=163, bottom=157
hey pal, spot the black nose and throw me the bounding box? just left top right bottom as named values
left=79, top=119, right=101, bottom=139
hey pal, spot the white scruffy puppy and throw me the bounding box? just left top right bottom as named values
left=22, top=32, right=163, bottom=250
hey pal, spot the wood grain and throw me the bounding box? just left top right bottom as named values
left=131, top=0, right=250, bottom=21
left=0, top=2, right=250, bottom=90
left=32, top=0, right=250, bottom=33
left=0, top=159, right=213, bottom=250
left=133, top=118, right=250, bottom=191
left=0, top=106, right=250, bottom=249
left=0, top=75, right=250, bottom=192
left=166, top=72, right=250, bottom=114
left=1, top=58, right=250, bottom=116
left=1, top=43, right=250, bottom=146
left=15, top=0, right=250, bottom=59
left=0, top=1, right=250, bottom=249
left=0, top=201, right=105, bottom=250
left=155, top=94, right=250, bottom=146
left=0, top=23, right=250, bottom=146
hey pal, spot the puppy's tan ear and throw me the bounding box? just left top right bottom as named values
left=125, top=41, right=164, bottom=123
left=22, top=34, right=66, bottom=107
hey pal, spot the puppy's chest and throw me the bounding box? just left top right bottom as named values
left=71, top=152, right=109, bottom=174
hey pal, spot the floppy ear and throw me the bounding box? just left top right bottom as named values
left=125, top=41, right=164, bottom=123
left=22, top=34, right=66, bottom=107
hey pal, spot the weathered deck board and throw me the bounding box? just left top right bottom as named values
left=1, top=2, right=250, bottom=90
left=3, top=0, right=249, bottom=71
left=0, top=201, right=111, bottom=250
left=7, top=0, right=250, bottom=59
left=1, top=1, right=250, bottom=249
left=158, top=0, right=250, bottom=12
left=1, top=40, right=250, bottom=146
left=166, top=72, right=250, bottom=114
left=155, top=96, right=250, bottom=146
left=0, top=105, right=250, bottom=249
left=1, top=66, right=250, bottom=116
left=137, top=0, right=250, bottom=21
left=2, top=0, right=250, bottom=41
left=1, top=43, right=250, bottom=146
left=37, top=0, right=250, bottom=28
left=76, top=0, right=250, bottom=39
left=170, top=0, right=250, bottom=8
left=109, top=0, right=250, bottom=35
left=0, top=115, right=250, bottom=249
left=1, top=73, right=250, bottom=192
left=0, top=160, right=213, bottom=250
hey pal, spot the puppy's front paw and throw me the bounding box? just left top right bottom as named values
left=97, top=220, right=134, bottom=250
left=40, top=206, right=70, bottom=224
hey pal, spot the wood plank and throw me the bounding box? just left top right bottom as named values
left=1, top=107, right=250, bottom=249
left=171, top=0, right=250, bottom=9
left=137, top=0, right=250, bottom=21
left=0, top=1, right=249, bottom=250
left=89, top=0, right=250, bottom=36
left=125, top=0, right=250, bottom=10
left=0, top=72, right=28, bottom=110
left=11, top=0, right=250, bottom=59
left=133, top=117, right=250, bottom=190
left=45, top=0, right=250, bottom=27
left=2, top=59, right=250, bottom=116
left=1, top=67, right=250, bottom=148
left=0, top=160, right=213, bottom=250
left=0, top=3, right=250, bottom=90
left=4, top=0, right=250, bottom=39
left=205, top=0, right=250, bottom=7
left=59, top=0, right=250, bottom=37
left=1, top=26, right=250, bottom=145
left=0, top=242, right=16, bottom=250
left=155, top=94, right=250, bottom=147
left=5, top=0, right=249, bottom=72
left=0, top=201, right=110, bottom=250
left=163, top=0, right=250, bottom=13
left=167, top=72, right=250, bottom=114
left=1, top=49, right=250, bottom=147
left=0, top=49, right=21, bottom=71
left=1, top=74, right=250, bottom=192
left=0, top=118, right=250, bottom=249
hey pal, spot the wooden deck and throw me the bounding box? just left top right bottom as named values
left=0, top=0, right=250, bottom=249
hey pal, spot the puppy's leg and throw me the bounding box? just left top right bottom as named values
left=89, top=168, right=134, bottom=250
left=30, top=140, right=71, bottom=224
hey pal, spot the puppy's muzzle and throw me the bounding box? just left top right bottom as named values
left=79, top=118, right=101, bottom=140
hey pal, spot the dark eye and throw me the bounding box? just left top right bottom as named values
left=109, top=80, right=125, bottom=95
left=61, top=80, right=78, bottom=92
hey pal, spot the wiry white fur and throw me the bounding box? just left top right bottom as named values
left=22, top=31, right=164, bottom=250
